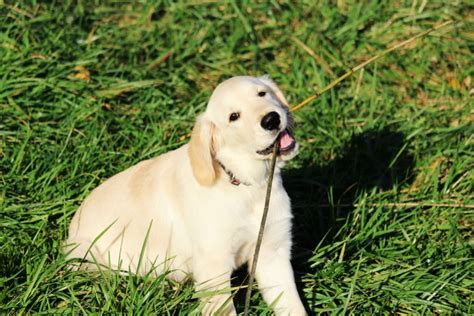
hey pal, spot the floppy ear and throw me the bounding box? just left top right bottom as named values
left=188, top=114, right=218, bottom=186
left=259, top=75, right=289, bottom=108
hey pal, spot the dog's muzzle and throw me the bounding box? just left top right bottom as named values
left=256, top=129, right=296, bottom=156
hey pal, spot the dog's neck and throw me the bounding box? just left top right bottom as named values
left=217, top=160, right=250, bottom=186
left=215, top=149, right=275, bottom=187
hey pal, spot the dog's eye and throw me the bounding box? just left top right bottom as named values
left=229, top=112, right=240, bottom=122
left=258, top=91, right=266, bottom=97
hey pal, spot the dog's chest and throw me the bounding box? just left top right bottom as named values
left=226, top=186, right=282, bottom=267
left=230, top=222, right=258, bottom=267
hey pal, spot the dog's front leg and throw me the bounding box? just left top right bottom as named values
left=254, top=246, right=307, bottom=316
left=193, top=254, right=236, bottom=316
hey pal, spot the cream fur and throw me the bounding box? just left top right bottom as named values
left=65, top=76, right=306, bottom=315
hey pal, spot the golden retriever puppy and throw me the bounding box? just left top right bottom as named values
left=65, top=76, right=306, bottom=315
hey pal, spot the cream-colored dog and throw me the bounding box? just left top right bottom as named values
left=65, top=76, right=306, bottom=315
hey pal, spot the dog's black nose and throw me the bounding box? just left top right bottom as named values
left=261, top=111, right=280, bottom=131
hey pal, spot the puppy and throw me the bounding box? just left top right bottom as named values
left=65, top=76, right=306, bottom=315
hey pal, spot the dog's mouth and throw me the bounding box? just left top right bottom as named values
left=256, top=129, right=296, bottom=156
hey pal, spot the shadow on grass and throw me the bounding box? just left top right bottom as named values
left=284, top=126, right=415, bottom=313
left=232, top=126, right=415, bottom=314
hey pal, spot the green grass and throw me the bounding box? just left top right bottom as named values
left=1, top=1, right=473, bottom=314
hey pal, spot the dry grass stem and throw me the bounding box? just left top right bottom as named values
left=290, top=20, right=455, bottom=112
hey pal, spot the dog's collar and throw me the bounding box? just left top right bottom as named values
left=217, top=160, right=250, bottom=186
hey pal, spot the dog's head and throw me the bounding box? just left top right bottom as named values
left=188, top=76, right=298, bottom=186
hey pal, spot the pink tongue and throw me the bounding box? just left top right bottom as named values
left=279, top=130, right=294, bottom=149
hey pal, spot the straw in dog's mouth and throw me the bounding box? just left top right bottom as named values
left=257, top=129, right=296, bottom=156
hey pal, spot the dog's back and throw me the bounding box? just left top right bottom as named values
left=65, top=146, right=192, bottom=279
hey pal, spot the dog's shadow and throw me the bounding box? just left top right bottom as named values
left=283, top=126, right=415, bottom=313
left=233, top=127, right=414, bottom=313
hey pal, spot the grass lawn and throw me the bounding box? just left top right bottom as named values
left=1, top=1, right=473, bottom=314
